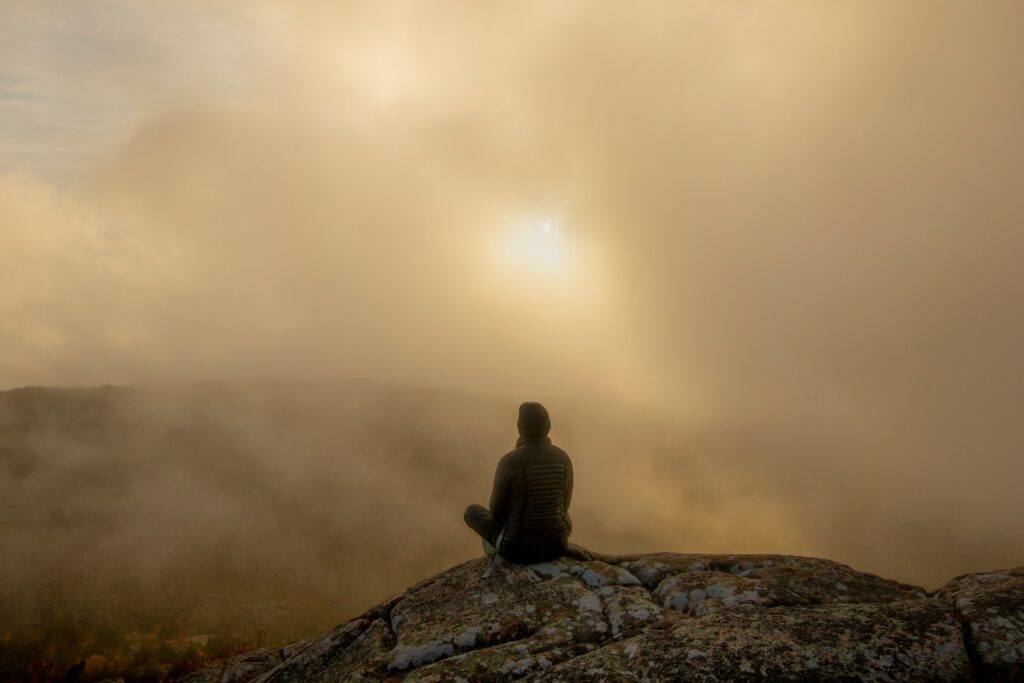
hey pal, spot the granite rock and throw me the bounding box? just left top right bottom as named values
left=185, top=554, right=1022, bottom=682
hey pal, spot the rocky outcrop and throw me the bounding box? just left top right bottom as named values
left=936, top=567, right=1024, bottom=681
left=185, top=553, right=1023, bottom=682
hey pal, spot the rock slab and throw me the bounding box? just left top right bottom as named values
left=185, top=553, right=1024, bottom=682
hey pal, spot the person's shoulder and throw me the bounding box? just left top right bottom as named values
left=546, top=443, right=571, bottom=462
left=499, top=448, right=522, bottom=466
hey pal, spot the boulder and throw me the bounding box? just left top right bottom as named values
left=936, top=567, right=1024, bottom=682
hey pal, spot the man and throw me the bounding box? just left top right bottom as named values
left=464, top=402, right=578, bottom=564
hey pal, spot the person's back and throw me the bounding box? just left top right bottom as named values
left=497, top=435, right=573, bottom=560
left=464, top=402, right=574, bottom=564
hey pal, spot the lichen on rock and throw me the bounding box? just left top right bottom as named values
left=936, top=566, right=1024, bottom=681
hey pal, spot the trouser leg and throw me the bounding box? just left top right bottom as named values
left=464, top=503, right=500, bottom=546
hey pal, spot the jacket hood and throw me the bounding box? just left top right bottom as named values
left=517, top=402, right=551, bottom=439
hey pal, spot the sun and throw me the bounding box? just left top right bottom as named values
left=503, top=220, right=566, bottom=273
left=480, top=215, right=608, bottom=318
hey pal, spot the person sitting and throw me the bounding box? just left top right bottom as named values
left=464, top=402, right=578, bottom=565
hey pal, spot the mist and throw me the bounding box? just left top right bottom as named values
left=2, top=1, right=1023, bottom=678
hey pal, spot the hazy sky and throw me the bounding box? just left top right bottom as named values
left=2, top=2, right=1023, bottom=452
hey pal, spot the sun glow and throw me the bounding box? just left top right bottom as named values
left=503, top=220, right=567, bottom=273
left=478, top=215, right=610, bottom=320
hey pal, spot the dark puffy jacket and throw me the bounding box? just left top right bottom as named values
left=489, top=403, right=574, bottom=556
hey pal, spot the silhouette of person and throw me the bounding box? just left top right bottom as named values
left=464, top=402, right=580, bottom=564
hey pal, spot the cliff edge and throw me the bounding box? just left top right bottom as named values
left=186, top=553, right=1023, bottom=682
